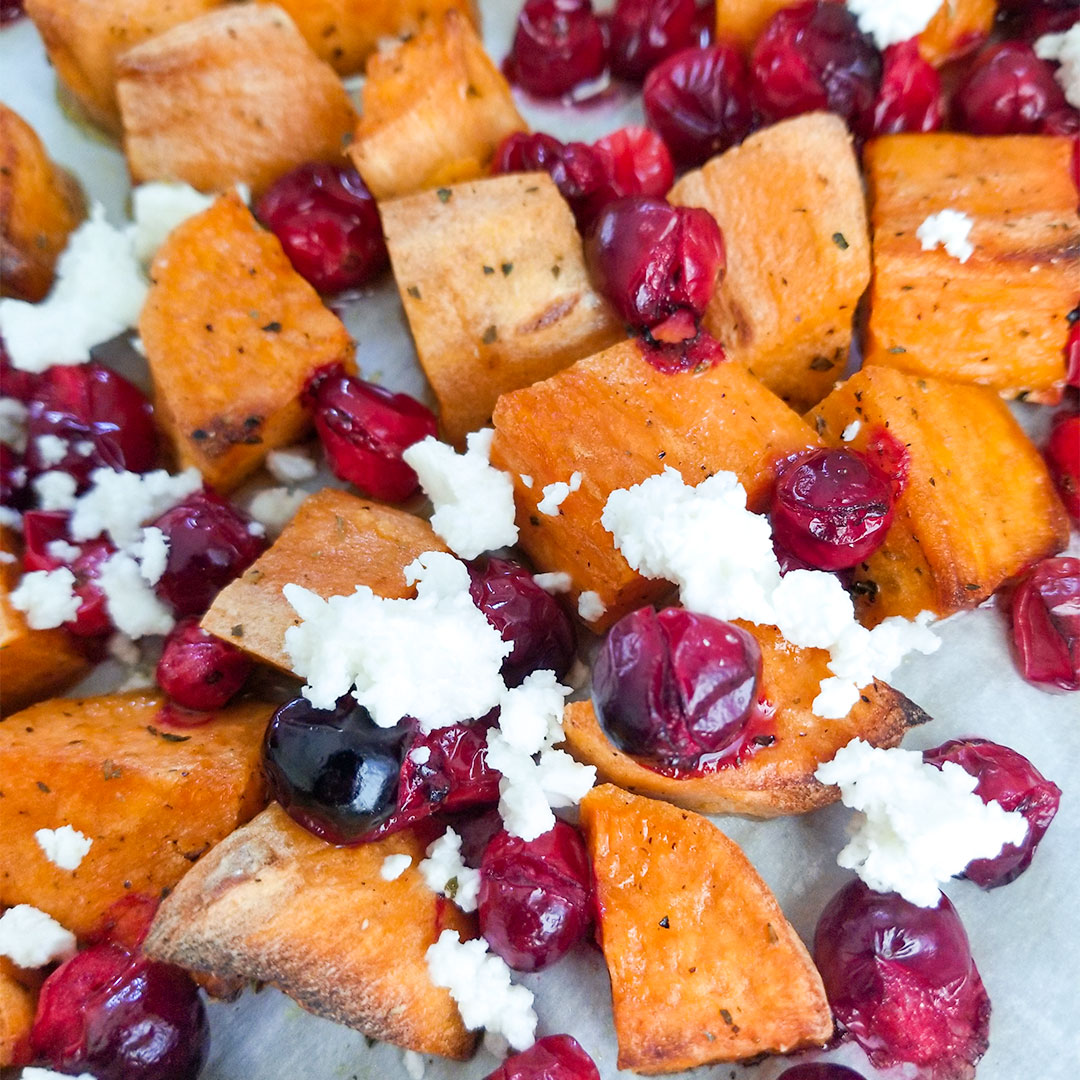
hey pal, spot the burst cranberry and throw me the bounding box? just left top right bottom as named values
left=953, top=42, right=1067, bottom=134
left=643, top=44, right=754, bottom=167
left=593, top=606, right=761, bottom=767
left=484, top=1034, right=601, bottom=1080
left=1011, top=556, right=1080, bottom=691
left=777, top=1067, right=868, bottom=1080
left=609, top=0, right=698, bottom=81
left=255, top=162, right=388, bottom=294
left=156, top=617, right=252, bottom=710
left=592, top=126, right=675, bottom=200
left=89, top=894, right=160, bottom=951
left=1046, top=411, right=1079, bottom=519
left=871, top=40, right=943, bottom=135
left=478, top=822, right=593, bottom=972
left=509, top=0, right=608, bottom=98
left=814, top=880, right=990, bottom=1078
left=923, top=738, right=1061, bottom=889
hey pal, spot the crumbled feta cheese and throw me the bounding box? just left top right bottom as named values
left=45, top=538, right=82, bottom=564
left=97, top=550, right=176, bottom=638
left=129, top=526, right=170, bottom=586
left=0, top=396, right=28, bottom=451
left=842, top=420, right=861, bottom=442
left=0, top=507, right=22, bottom=528
left=1036, top=25, right=1080, bottom=108
left=0, top=550, right=15, bottom=564
left=576, top=590, right=606, bottom=622
left=21, top=1069, right=98, bottom=1080
left=131, top=181, right=215, bottom=264
left=403, top=430, right=518, bottom=559
left=0, top=905, right=77, bottom=968
left=519, top=474, right=533, bottom=489
left=816, top=739, right=1029, bottom=907
left=534, top=571, right=571, bottom=594
left=247, top=486, right=308, bottom=537
left=916, top=209, right=975, bottom=263
left=70, top=467, right=202, bottom=547
left=379, top=853, right=413, bottom=882
left=9, top=567, right=80, bottom=628
left=266, top=446, right=318, bottom=485
left=409, top=745, right=432, bottom=766
left=537, top=471, right=582, bottom=516
left=108, top=632, right=142, bottom=666
left=401, top=1051, right=426, bottom=1080
left=33, top=470, right=78, bottom=511
left=34, top=434, right=69, bottom=467
left=845, top=0, right=940, bottom=50
left=772, top=570, right=855, bottom=651
left=35, top=825, right=93, bottom=871
left=419, top=828, right=481, bottom=912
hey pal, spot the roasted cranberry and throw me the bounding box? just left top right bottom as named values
left=484, top=1034, right=601, bottom=1080
left=478, top=822, right=593, bottom=972
left=156, top=617, right=252, bottom=710
left=593, top=607, right=761, bottom=767
left=776, top=1066, right=868, bottom=1080
left=953, top=42, right=1067, bottom=134
left=1011, top=556, right=1080, bottom=691
left=1067, top=319, right=1080, bottom=389
left=814, top=880, right=990, bottom=1078
left=255, top=163, right=388, bottom=294
left=609, top=0, right=698, bottom=81
left=871, top=40, right=943, bottom=135
left=923, top=738, right=1061, bottom=889
left=89, top=894, right=160, bottom=952
left=1046, top=411, right=1079, bottom=519
left=690, top=1, right=715, bottom=46
left=592, top=126, right=675, bottom=201
left=0, top=0, right=25, bottom=25
left=997, top=0, right=1078, bottom=45
left=643, top=44, right=755, bottom=167
left=306, top=366, right=437, bottom=502
left=509, top=0, right=608, bottom=98
left=0, top=443, right=29, bottom=511
left=771, top=449, right=894, bottom=572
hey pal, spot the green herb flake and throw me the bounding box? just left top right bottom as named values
left=407, top=285, right=422, bottom=299
left=809, top=355, right=833, bottom=372
left=445, top=876, right=459, bottom=899
left=436, top=187, right=452, bottom=203
left=482, top=266, right=495, bottom=275
left=888, top=345, right=907, bottom=354
left=832, top=232, right=849, bottom=250
left=501, top=262, right=514, bottom=276
left=146, top=725, right=192, bottom=743
left=481, top=325, right=498, bottom=345
left=658, top=915, right=670, bottom=929
left=231, top=624, right=245, bottom=638
left=103, top=759, right=123, bottom=780
left=36, top=780, right=50, bottom=793
left=261, top=321, right=282, bottom=333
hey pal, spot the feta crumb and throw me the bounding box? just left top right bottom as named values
left=97, top=550, right=176, bottom=638
left=74, top=439, right=95, bottom=456
left=815, top=739, right=1029, bottom=906
left=247, top=486, right=309, bottom=537
left=45, top=538, right=82, bottom=564
left=34, top=434, right=69, bottom=467
left=21, top=1070, right=98, bottom=1080
left=401, top=1051, right=426, bottom=1080
left=772, top=570, right=854, bottom=651
left=409, top=745, right=432, bottom=766
left=0, top=905, right=77, bottom=968
left=70, top=467, right=202, bottom=547
left=266, top=446, right=318, bottom=484
left=845, top=0, right=940, bottom=50
left=519, top=474, right=533, bottom=489
left=537, top=471, right=582, bottom=516
left=534, top=571, right=571, bottom=594
left=0, top=507, right=22, bottom=528
left=248, top=520, right=266, bottom=537
left=1036, top=25, right=1080, bottom=109
left=0, top=550, right=15, bottom=564
left=842, top=420, right=861, bottom=442
left=419, top=828, right=481, bottom=912
left=576, top=590, right=606, bottom=622
left=0, top=396, right=28, bottom=451
left=107, top=632, right=141, bottom=666
left=129, top=526, right=170, bottom=586
left=33, top=470, right=78, bottom=511
left=380, top=853, right=413, bottom=882
left=35, top=825, right=93, bottom=871
left=916, top=209, right=975, bottom=263
left=131, top=181, right=215, bottom=264
left=9, top=567, right=80, bottom=628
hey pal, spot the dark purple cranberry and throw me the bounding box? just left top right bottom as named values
left=255, top=162, right=388, bottom=294
left=1011, top=556, right=1080, bottom=691
left=776, top=1067, right=868, bottom=1080
left=478, top=822, right=593, bottom=972
left=592, top=126, right=675, bottom=201
left=1001, top=0, right=1079, bottom=43
left=1045, top=410, right=1079, bottom=520
left=609, top=0, right=698, bottom=81
left=0, top=442, right=29, bottom=511
left=593, top=606, right=761, bottom=768
left=156, top=617, right=252, bottom=710
left=509, top=0, right=609, bottom=98
left=953, top=42, right=1067, bottom=134
left=484, top=1034, right=601, bottom=1080
left=871, top=40, right=944, bottom=135
left=643, top=44, right=755, bottom=167
left=0, top=0, right=25, bottom=25
left=923, top=738, right=1061, bottom=889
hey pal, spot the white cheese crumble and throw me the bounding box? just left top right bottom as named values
left=97, top=550, right=176, bottom=638
left=576, top=590, right=606, bottom=622
left=35, top=825, right=93, bottom=871
left=379, top=853, right=413, bottom=882
left=0, top=507, right=22, bottom=528
left=401, top=1051, right=426, bottom=1080
left=537, top=471, right=582, bottom=516
left=33, top=470, right=78, bottom=511
left=45, top=538, right=82, bottom=564
left=845, top=0, right=940, bottom=50
left=533, top=571, right=571, bottom=594
left=247, top=486, right=309, bottom=537
left=266, top=446, right=318, bottom=484
left=9, top=567, right=80, bottom=629
left=409, top=745, right=432, bottom=766
left=34, top=434, right=69, bottom=467
left=418, top=828, right=481, bottom=912
left=131, top=181, right=215, bottom=264
left=21, top=1069, right=98, bottom=1080
left=129, top=526, right=170, bottom=586
left=519, top=474, right=534, bottom=489
left=0, top=550, right=15, bottom=564
left=0, top=905, right=77, bottom=968
left=842, top=420, right=861, bottom=442
left=70, top=467, right=202, bottom=547
left=772, top=570, right=855, bottom=651
left=1036, top=25, right=1080, bottom=109
left=916, top=209, right=975, bottom=264
left=816, top=740, right=1029, bottom=907
left=0, top=397, right=28, bottom=451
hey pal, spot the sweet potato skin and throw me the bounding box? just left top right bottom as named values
left=715, top=0, right=797, bottom=51
left=918, top=0, right=994, bottom=66
left=0, top=958, right=36, bottom=1067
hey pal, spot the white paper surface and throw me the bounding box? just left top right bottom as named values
left=2, top=7, right=1077, bottom=1079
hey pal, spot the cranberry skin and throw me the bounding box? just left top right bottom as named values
left=923, top=738, right=1061, bottom=889
left=89, top=894, right=160, bottom=951
left=310, top=368, right=437, bottom=502
left=814, top=880, right=990, bottom=1078
left=1011, top=556, right=1080, bottom=691
left=953, top=43, right=1067, bottom=134
left=1067, top=320, right=1080, bottom=389
left=592, top=126, right=675, bottom=201
left=484, top=1034, right=601, bottom=1080
left=609, top=0, right=698, bottom=81
left=478, top=822, right=593, bottom=972
left=1, top=443, right=29, bottom=511
left=593, top=606, right=761, bottom=767
left=777, top=1067, right=868, bottom=1080
left=1046, top=411, right=1079, bottom=519
left=0, top=0, right=25, bottom=25
left=643, top=44, right=755, bottom=167
left=156, top=617, right=252, bottom=710
left=510, top=0, right=608, bottom=98
left=871, top=40, right=943, bottom=135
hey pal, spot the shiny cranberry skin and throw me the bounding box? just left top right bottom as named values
left=1011, top=556, right=1080, bottom=691
left=814, top=880, right=990, bottom=1078
left=89, top=894, right=160, bottom=952
left=643, top=44, right=755, bottom=167
left=953, top=42, right=1067, bottom=134
left=871, top=40, right=943, bottom=135
left=1067, top=320, right=1080, bottom=389
left=156, top=617, right=252, bottom=710
left=478, top=822, right=593, bottom=972
left=255, top=163, right=388, bottom=294
left=609, top=0, right=698, bottom=81
left=1046, top=411, right=1079, bottom=519
left=510, top=0, right=608, bottom=98
left=592, top=126, right=675, bottom=201
left=484, top=1034, right=601, bottom=1080
left=923, top=738, right=1061, bottom=889
left=750, top=1, right=881, bottom=136
left=776, top=1067, right=868, bottom=1080
left=593, top=606, right=761, bottom=767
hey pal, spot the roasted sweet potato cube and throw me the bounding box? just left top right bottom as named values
left=714, top=0, right=797, bottom=51
left=0, top=105, right=85, bottom=302
left=581, top=785, right=833, bottom=1073
left=0, top=957, right=37, bottom=1067
left=202, top=489, right=446, bottom=670
left=144, top=802, right=477, bottom=1058
left=490, top=340, right=821, bottom=630
left=0, top=692, right=270, bottom=939
left=918, top=0, right=994, bottom=66
left=382, top=173, right=623, bottom=444
left=864, top=134, right=1080, bottom=403
left=349, top=11, right=526, bottom=200
left=116, top=4, right=356, bottom=196
left=562, top=622, right=928, bottom=818
left=669, top=113, right=870, bottom=412
left=809, top=367, right=1069, bottom=624
left=139, top=192, right=354, bottom=491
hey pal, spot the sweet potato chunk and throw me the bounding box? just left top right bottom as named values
left=349, top=11, right=526, bottom=200
left=144, top=802, right=477, bottom=1058
left=202, top=489, right=447, bottom=670
left=581, top=785, right=833, bottom=1072
left=0, top=105, right=85, bottom=302
left=0, top=692, right=270, bottom=939
left=0, top=957, right=37, bottom=1067
left=116, top=4, right=356, bottom=196
left=139, top=192, right=354, bottom=491
left=809, top=367, right=1069, bottom=624
left=864, top=134, right=1080, bottom=403
left=669, top=113, right=869, bottom=411
left=382, top=173, right=623, bottom=444
left=918, top=0, right=994, bottom=66
left=490, top=340, right=821, bottom=630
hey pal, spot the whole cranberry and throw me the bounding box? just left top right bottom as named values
left=509, top=0, right=608, bottom=98
left=609, top=0, right=698, bottom=81
left=814, top=880, right=990, bottom=1077
left=1011, top=556, right=1080, bottom=691
left=255, top=162, right=388, bottom=294
left=592, top=126, right=675, bottom=201
left=478, top=822, right=593, bottom=972
left=777, top=1066, right=868, bottom=1080
left=923, top=738, right=1061, bottom=889
left=771, top=449, right=894, bottom=571
left=484, top=1034, right=601, bottom=1080
left=593, top=606, right=761, bottom=767
left=1046, top=411, right=1079, bottom=520
left=306, top=366, right=437, bottom=502
left=643, top=44, right=755, bottom=167
left=871, top=40, right=943, bottom=135
left=156, top=617, right=252, bottom=710
left=997, top=0, right=1078, bottom=45
left=953, top=42, right=1067, bottom=134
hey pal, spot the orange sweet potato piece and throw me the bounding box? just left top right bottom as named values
left=864, top=134, right=1080, bottom=403
left=144, top=802, right=477, bottom=1058
left=139, top=192, right=354, bottom=492
left=714, top=0, right=796, bottom=51
left=490, top=340, right=821, bottom=630
left=581, top=785, right=833, bottom=1072
left=0, top=957, right=37, bottom=1067
left=809, top=367, right=1069, bottom=624
left=918, top=0, right=994, bottom=66
left=202, top=489, right=447, bottom=670
left=0, top=691, right=270, bottom=939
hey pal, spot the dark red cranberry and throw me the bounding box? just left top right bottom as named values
left=0, top=442, right=29, bottom=511
left=1, top=338, right=39, bottom=402
left=643, top=44, right=755, bottom=167
left=478, top=822, right=593, bottom=972
left=750, top=1, right=881, bottom=136
left=814, top=880, right=990, bottom=1078
left=592, top=126, right=675, bottom=201
left=871, top=40, right=944, bottom=135
left=0, top=0, right=25, bottom=25
left=484, top=1034, right=601, bottom=1080
left=1046, top=411, right=1079, bottom=519
left=776, top=1066, right=868, bottom=1080
left=863, top=426, right=910, bottom=501
left=998, top=0, right=1078, bottom=45
left=638, top=324, right=725, bottom=374
left=156, top=617, right=252, bottom=710
left=20, top=509, right=70, bottom=571
left=1067, top=319, right=1080, bottom=389
left=690, top=2, right=715, bottom=47
left=1011, top=556, right=1080, bottom=691
left=593, top=606, right=761, bottom=767
left=953, top=42, right=1067, bottom=134
left=509, top=0, right=608, bottom=98
left=306, top=366, right=437, bottom=502
left=923, top=738, right=1061, bottom=889
left=609, top=0, right=698, bottom=81
left=89, top=894, right=160, bottom=952
left=771, top=449, right=894, bottom=572
left=255, top=163, right=388, bottom=294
